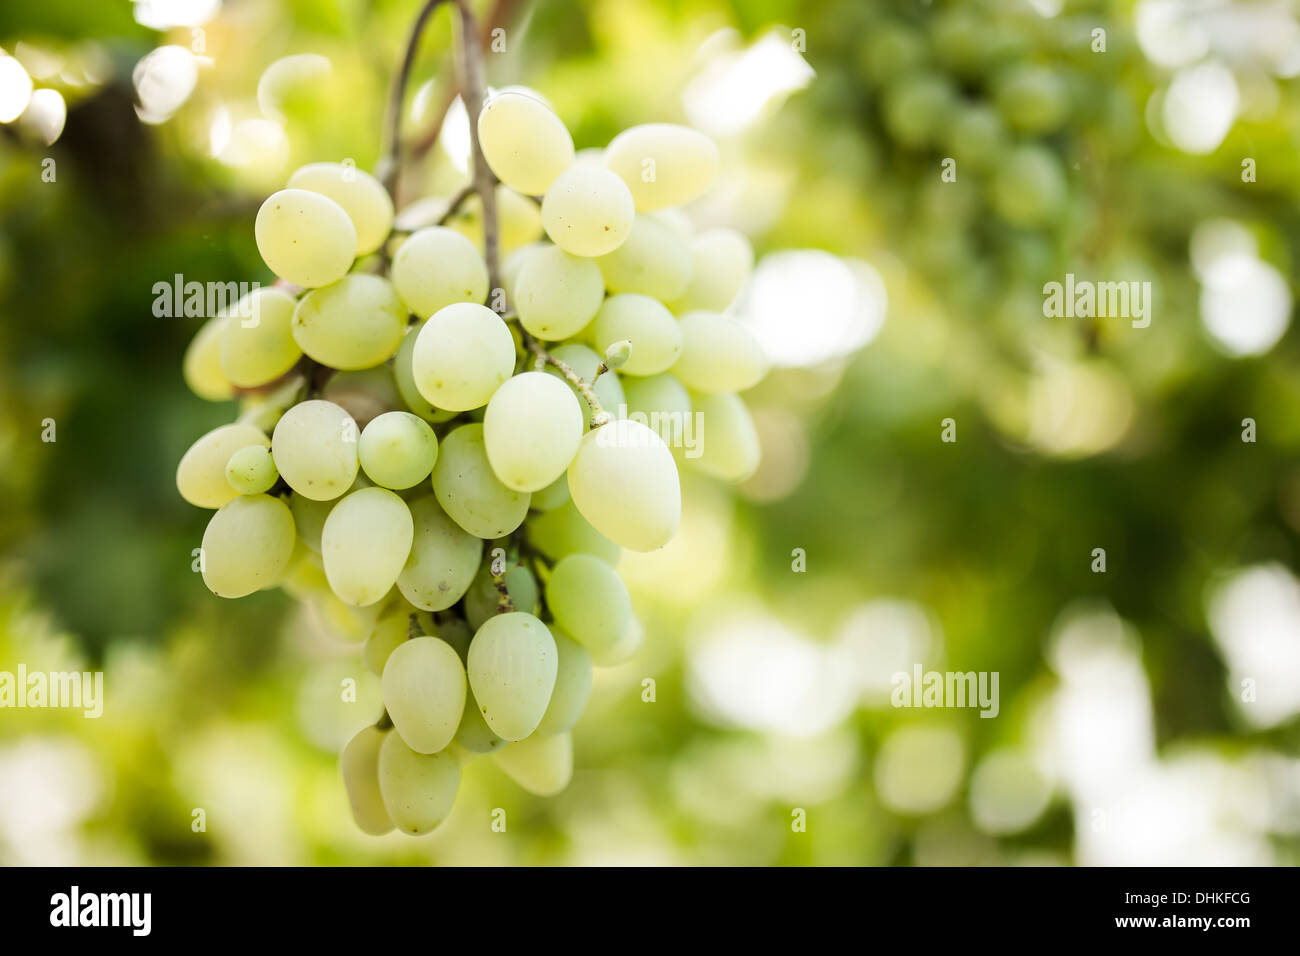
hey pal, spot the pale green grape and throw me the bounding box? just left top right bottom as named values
left=377, top=731, right=461, bottom=835
left=513, top=244, right=604, bottom=341
left=590, top=616, right=645, bottom=667
left=464, top=563, right=539, bottom=631
left=183, top=315, right=234, bottom=401
left=667, top=229, right=754, bottom=313
left=671, top=311, right=766, bottom=393
left=530, top=473, right=571, bottom=512
left=595, top=213, right=693, bottom=301
left=287, top=161, right=395, bottom=256
left=455, top=684, right=506, bottom=754
left=225, top=444, right=278, bottom=495
left=201, top=493, right=296, bottom=598
left=994, top=64, right=1070, bottom=134
left=363, top=611, right=409, bottom=676
left=391, top=226, right=489, bottom=319
left=340, top=725, right=393, bottom=836
left=483, top=371, right=584, bottom=492
left=493, top=731, right=573, bottom=796
left=541, top=165, right=634, bottom=257
left=278, top=547, right=328, bottom=599
left=289, top=491, right=333, bottom=553
left=546, top=553, right=631, bottom=658
left=992, top=144, right=1066, bottom=228
left=254, top=188, right=357, bottom=288
left=689, top=391, right=760, bottom=482
left=501, top=241, right=544, bottom=303
left=431, top=423, right=531, bottom=538
left=321, top=487, right=414, bottom=606
left=467, top=612, right=558, bottom=741
left=292, top=274, right=406, bottom=370
left=219, top=287, right=301, bottom=388
left=448, top=186, right=546, bottom=256
left=622, top=372, right=692, bottom=421
left=320, top=367, right=404, bottom=431
left=306, top=589, right=386, bottom=643
left=526, top=498, right=619, bottom=566
left=567, top=419, right=681, bottom=551
left=392, top=326, right=456, bottom=424
left=397, top=495, right=482, bottom=611
left=477, top=91, right=574, bottom=196
left=438, top=617, right=474, bottom=663
left=591, top=294, right=682, bottom=376
left=358, top=411, right=438, bottom=490
left=883, top=72, right=955, bottom=149
left=177, top=423, right=270, bottom=509
left=545, top=343, right=626, bottom=429
left=535, top=628, right=592, bottom=736
left=412, top=303, right=514, bottom=412
left=382, top=636, right=466, bottom=754
left=271, top=400, right=359, bottom=501
left=604, top=123, right=720, bottom=211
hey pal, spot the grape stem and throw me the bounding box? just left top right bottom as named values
left=436, top=182, right=477, bottom=225
left=382, top=0, right=451, bottom=201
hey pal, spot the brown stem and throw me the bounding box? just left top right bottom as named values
left=382, top=0, right=452, bottom=201
left=455, top=0, right=501, bottom=294
left=436, top=181, right=477, bottom=225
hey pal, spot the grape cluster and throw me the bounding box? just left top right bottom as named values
left=177, top=88, right=766, bottom=835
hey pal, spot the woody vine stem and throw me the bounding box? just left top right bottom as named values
left=383, top=0, right=610, bottom=427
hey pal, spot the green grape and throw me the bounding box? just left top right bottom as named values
left=377, top=731, right=461, bottom=835
left=321, top=487, right=414, bottom=606
left=411, top=303, right=514, bottom=412
left=530, top=473, right=571, bottom=512
left=177, top=422, right=270, bottom=509
left=358, top=411, right=438, bottom=490
left=447, top=186, right=545, bottom=257
left=390, top=226, right=489, bottom=319
left=219, top=287, right=301, bottom=388
left=320, top=367, right=405, bottom=431
left=882, top=72, right=956, bottom=150
left=857, top=21, right=926, bottom=87
left=590, top=616, right=645, bottom=667
left=501, top=240, right=545, bottom=303
left=183, top=315, right=234, bottom=401
left=590, top=293, right=682, bottom=376
left=943, top=103, right=1006, bottom=173
left=595, top=213, right=693, bottom=301
left=397, top=495, right=482, bottom=611
left=438, top=616, right=474, bottom=663
left=225, top=444, right=279, bottom=495
left=689, top=390, right=760, bottom=482
left=526, top=498, right=620, bottom=567
left=254, top=188, right=356, bottom=288
left=493, top=731, right=573, bottom=796
left=306, top=588, right=386, bottom=643
left=466, top=611, right=558, bottom=741
left=512, top=243, right=604, bottom=341
left=271, top=399, right=359, bottom=501
left=603, top=123, right=720, bottom=211
left=568, top=419, right=681, bottom=552
left=483, top=371, right=584, bottom=492
left=287, top=161, right=394, bottom=256
left=455, top=684, right=506, bottom=754
left=671, top=311, right=766, bottom=394
left=339, top=725, right=393, bottom=836
left=535, top=628, right=592, bottom=736
left=289, top=491, right=333, bottom=554
left=545, top=343, right=626, bottom=429
left=541, top=164, right=635, bottom=257
left=382, top=636, right=466, bottom=754
left=200, top=493, right=296, bottom=598
left=432, top=423, right=531, bottom=538
left=464, top=563, right=539, bottom=632
left=278, top=547, right=328, bottom=599
left=994, top=63, right=1071, bottom=134
left=476, top=90, right=575, bottom=196
left=666, top=228, right=753, bottom=314
left=991, top=144, right=1067, bottom=228
left=391, top=325, right=456, bottom=424
left=622, top=372, right=692, bottom=421
left=292, top=274, right=406, bottom=370
left=363, top=611, right=409, bottom=676
left=546, top=553, right=631, bottom=658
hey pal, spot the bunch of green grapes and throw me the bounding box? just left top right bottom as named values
left=177, top=90, right=766, bottom=835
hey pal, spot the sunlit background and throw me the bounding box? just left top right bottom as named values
left=1, top=0, right=1299, bottom=865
